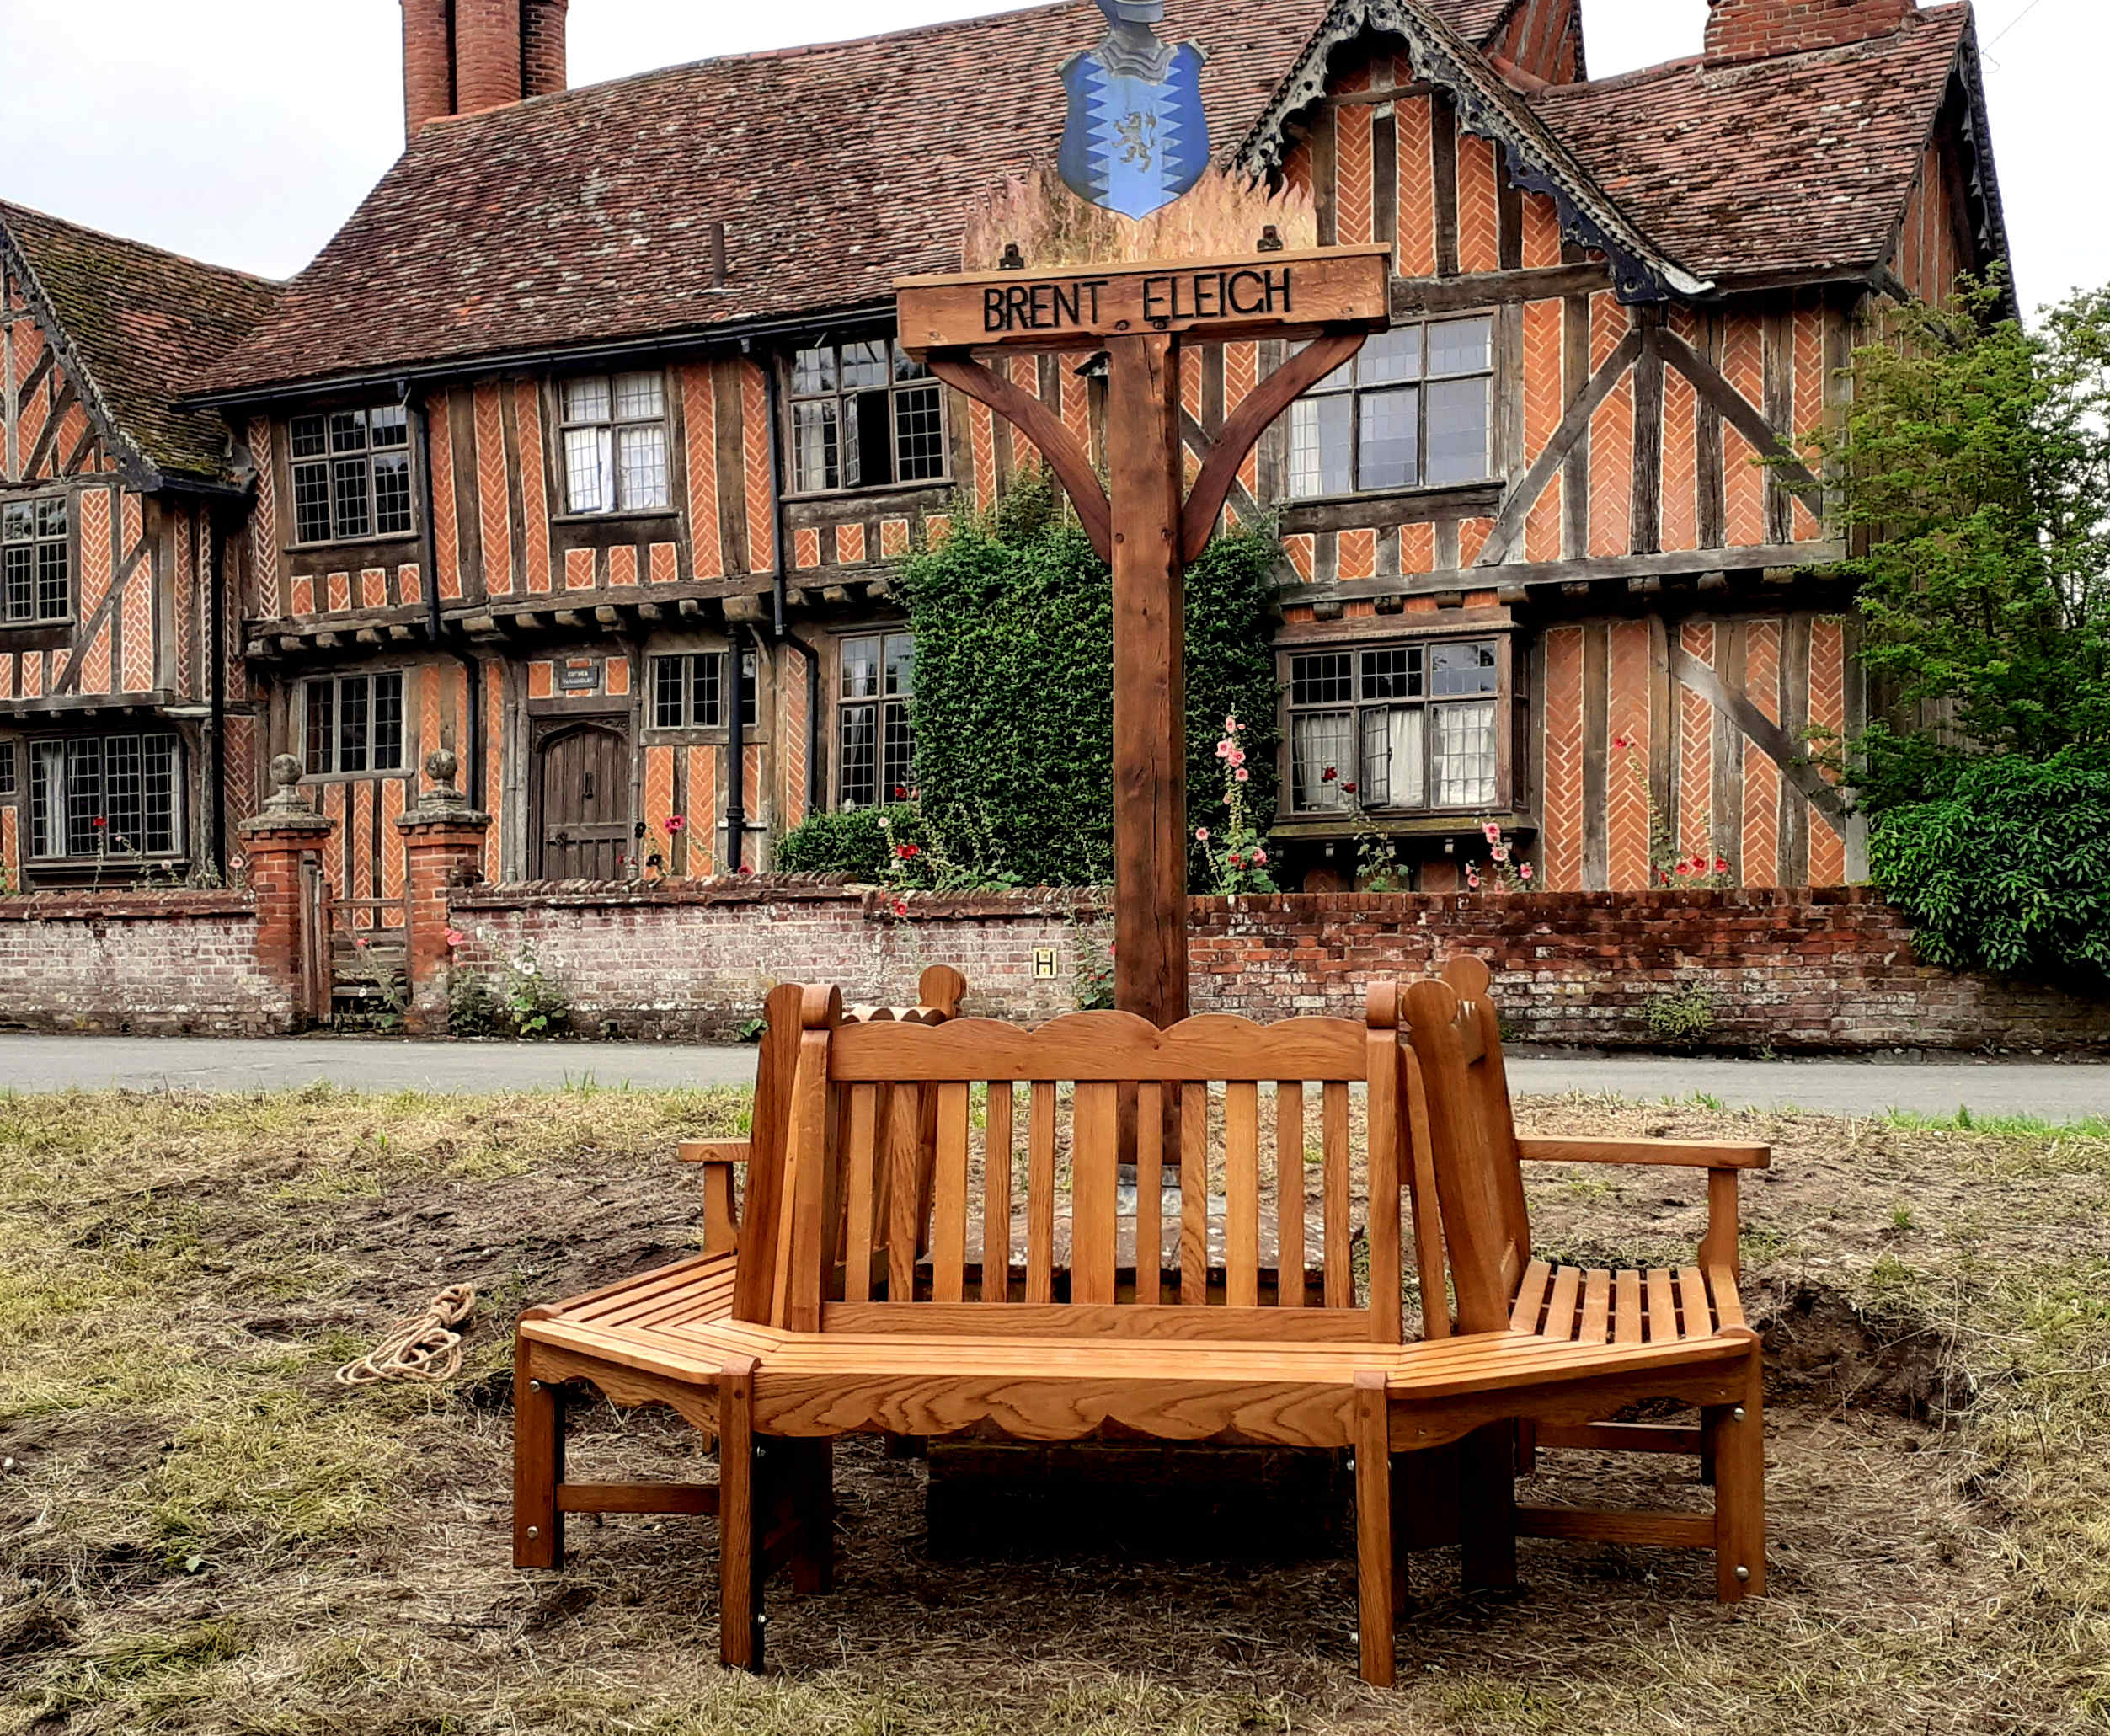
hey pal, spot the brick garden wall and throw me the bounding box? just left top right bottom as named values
left=0, top=892, right=293, bottom=1036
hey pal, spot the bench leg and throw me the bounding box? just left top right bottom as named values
left=788, top=1438, right=835, bottom=1596
left=719, top=1356, right=765, bottom=1672
left=1354, top=1373, right=1396, bottom=1687
left=1712, top=1354, right=1765, bottom=1600
left=1458, top=1421, right=1518, bottom=1593
left=512, top=1335, right=564, bottom=1570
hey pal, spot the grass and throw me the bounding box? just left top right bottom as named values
left=1880, top=1103, right=2110, bottom=1138
left=2, top=1084, right=2107, bottom=1734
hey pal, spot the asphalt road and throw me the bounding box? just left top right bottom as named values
left=1, top=1034, right=2105, bottom=1119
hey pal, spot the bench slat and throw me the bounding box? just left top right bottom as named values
left=983, top=1082, right=1013, bottom=1306
left=1026, top=1082, right=1056, bottom=1305
left=1579, top=1269, right=1612, bottom=1344
left=1647, top=1269, right=1680, bottom=1343
left=1180, top=1084, right=1210, bottom=1306
left=1226, top=1080, right=1260, bottom=1310
left=1322, top=1081, right=1353, bottom=1311
left=818, top=1301, right=1378, bottom=1342
left=1544, top=1265, right=1582, bottom=1342
left=843, top=1084, right=879, bottom=1304
left=831, top=1012, right=1368, bottom=1082
left=932, top=1082, right=971, bottom=1303
left=886, top=1084, right=922, bottom=1304
left=1136, top=1082, right=1164, bottom=1306
left=1676, top=1266, right=1711, bottom=1338
left=1073, top=1082, right=1120, bottom=1306
left=1509, top=1260, right=1552, bottom=1334
left=1278, top=1082, right=1306, bottom=1310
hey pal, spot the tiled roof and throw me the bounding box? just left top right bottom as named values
left=0, top=201, right=280, bottom=482
left=1530, top=4, right=1973, bottom=285
left=207, top=0, right=1338, bottom=396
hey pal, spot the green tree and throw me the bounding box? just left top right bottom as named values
left=1813, top=275, right=2110, bottom=808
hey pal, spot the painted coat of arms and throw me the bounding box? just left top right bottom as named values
left=1059, top=0, right=1210, bottom=222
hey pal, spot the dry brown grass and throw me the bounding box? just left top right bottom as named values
left=2, top=1082, right=2106, bottom=1734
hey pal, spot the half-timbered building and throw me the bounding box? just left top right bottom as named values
left=0, top=0, right=2008, bottom=905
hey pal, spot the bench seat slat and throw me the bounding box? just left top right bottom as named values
left=983, top=1082, right=1013, bottom=1305
left=1647, top=1269, right=1680, bottom=1343
left=1615, top=1269, right=1643, bottom=1346
left=831, top=1012, right=1368, bottom=1082
left=1677, top=1266, right=1712, bottom=1338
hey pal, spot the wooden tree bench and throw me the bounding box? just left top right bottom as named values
left=515, top=970, right=1770, bottom=1685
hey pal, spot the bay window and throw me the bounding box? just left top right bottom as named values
left=29, top=732, right=182, bottom=859
left=1288, top=639, right=1501, bottom=814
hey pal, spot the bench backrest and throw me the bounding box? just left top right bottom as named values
left=751, top=984, right=1418, bottom=1343
left=1402, top=959, right=1532, bottom=1336
left=732, top=966, right=965, bottom=1326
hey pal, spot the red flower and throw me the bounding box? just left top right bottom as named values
left=1341, top=782, right=1358, bottom=795
left=1611, top=734, right=1632, bottom=751
left=894, top=786, right=908, bottom=800
left=892, top=898, right=910, bottom=917
left=1518, top=862, right=1533, bottom=881
left=92, top=816, right=108, bottom=831
left=665, top=815, right=687, bottom=835
left=1715, top=857, right=1730, bottom=874
left=1322, top=767, right=1338, bottom=783
left=737, top=863, right=753, bottom=876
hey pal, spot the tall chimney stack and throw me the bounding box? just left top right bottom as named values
left=400, top=0, right=569, bottom=139
left=1704, top=0, right=1916, bottom=66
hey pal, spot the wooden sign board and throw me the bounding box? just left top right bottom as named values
left=897, top=244, right=1392, bottom=354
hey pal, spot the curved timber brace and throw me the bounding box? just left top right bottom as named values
left=929, top=326, right=1366, bottom=567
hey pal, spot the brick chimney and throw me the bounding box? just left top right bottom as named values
left=1704, top=0, right=1915, bottom=65
left=400, top=0, right=569, bottom=138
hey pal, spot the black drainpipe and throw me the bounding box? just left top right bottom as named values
left=413, top=387, right=483, bottom=811
left=760, top=340, right=825, bottom=817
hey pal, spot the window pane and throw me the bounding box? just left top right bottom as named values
left=339, top=676, right=370, bottom=774
left=290, top=416, right=328, bottom=459
left=36, top=542, right=66, bottom=619
left=370, top=404, right=409, bottom=449
left=654, top=656, right=685, bottom=729
left=306, top=681, right=334, bottom=775
left=892, top=342, right=930, bottom=382
left=1288, top=395, right=1353, bottom=499
left=1361, top=646, right=1424, bottom=700
left=373, top=673, right=405, bottom=771
left=1382, top=707, right=1427, bottom=807
left=740, top=650, right=757, bottom=729
left=894, top=382, right=945, bottom=482
left=30, top=741, right=61, bottom=857
left=792, top=399, right=840, bottom=493
left=35, top=499, right=66, bottom=539
left=697, top=653, right=725, bottom=728
left=1290, top=651, right=1352, bottom=706
left=0, top=742, right=14, bottom=797
left=1428, top=318, right=1492, bottom=377
left=1357, top=385, right=1419, bottom=490
left=564, top=377, right=611, bottom=424
left=617, top=423, right=670, bottom=509
left=332, top=457, right=371, bottom=538
left=883, top=633, right=914, bottom=697
left=293, top=462, right=334, bottom=542
left=1424, top=377, right=1490, bottom=485
left=792, top=347, right=836, bottom=397
left=329, top=411, right=368, bottom=454
left=373, top=451, right=414, bottom=535
left=840, top=340, right=888, bottom=391
left=1360, top=326, right=1423, bottom=386
left=839, top=702, right=877, bottom=809
left=5, top=547, right=31, bottom=622
left=1292, top=711, right=1354, bottom=810
left=142, top=735, right=179, bottom=854
left=847, top=389, right=892, bottom=489
left=1433, top=701, right=1498, bottom=807
left=104, top=734, right=144, bottom=851
left=613, top=371, right=664, bottom=420
left=1430, top=639, right=1498, bottom=696
left=882, top=699, right=914, bottom=800
left=841, top=636, right=879, bottom=699
left=564, top=426, right=611, bottom=513
left=3, top=501, right=30, bottom=541
left=65, top=739, right=102, bottom=855
left=1300, top=338, right=1354, bottom=393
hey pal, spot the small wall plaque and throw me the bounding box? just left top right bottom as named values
left=557, top=658, right=599, bottom=693
left=1033, top=947, right=1060, bottom=980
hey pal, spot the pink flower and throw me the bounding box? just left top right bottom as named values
left=1466, top=873, right=1482, bottom=890
left=1482, top=823, right=1502, bottom=843
left=1234, top=767, right=1250, bottom=783
left=1215, top=740, right=1232, bottom=759
left=229, top=854, right=246, bottom=871
left=1252, top=848, right=1268, bottom=866
left=1194, top=827, right=1210, bottom=842
left=892, top=898, right=910, bottom=917
left=1715, top=857, right=1730, bottom=874
left=354, top=936, right=370, bottom=949
left=737, top=863, right=753, bottom=876
left=1491, top=844, right=1509, bottom=863
left=1519, top=863, right=1533, bottom=881
left=444, top=927, right=467, bottom=948
left=665, top=815, right=687, bottom=835
left=1228, top=749, right=1245, bottom=767
left=1224, top=715, right=1239, bottom=732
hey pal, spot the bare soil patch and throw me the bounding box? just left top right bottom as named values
left=2, top=1084, right=2105, bottom=1734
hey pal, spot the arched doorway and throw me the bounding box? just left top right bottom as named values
left=532, top=719, right=630, bottom=880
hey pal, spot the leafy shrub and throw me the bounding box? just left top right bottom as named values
left=1870, top=749, right=2110, bottom=987
left=1642, top=986, right=1717, bottom=1046
left=902, top=467, right=1282, bottom=889
left=773, top=804, right=931, bottom=881
left=446, top=938, right=571, bottom=1039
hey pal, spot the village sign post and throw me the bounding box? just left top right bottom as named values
left=897, top=244, right=1392, bottom=1027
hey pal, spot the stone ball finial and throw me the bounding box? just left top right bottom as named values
left=425, top=747, right=460, bottom=788
left=249, top=752, right=325, bottom=826
left=270, top=753, right=302, bottom=789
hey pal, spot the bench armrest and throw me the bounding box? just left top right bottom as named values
left=1517, top=1137, right=1770, bottom=1171
left=678, top=1140, right=748, bottom=1256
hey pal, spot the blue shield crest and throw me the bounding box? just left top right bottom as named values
left=1059, top=34, right=1210, bottom=222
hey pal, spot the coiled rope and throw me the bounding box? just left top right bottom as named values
left=334, top=1284, right=478, bottom=1386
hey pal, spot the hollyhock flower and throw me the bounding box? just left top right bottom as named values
left=444, top=928, right=467, bottom=948
left=1194, top=827, right=1210, bottom=842
left=1715, top=857, right=1730, bottom=873
left=1676, top=862, right=1693, bottom=876
left=894, top=786, right=908, bottom=800
left=93, top=816, right=108, bottom=831
left=353, top=936, right=370, bottom=949
left=1322, top=767, right=1338, bottom=783
left=892, top=899, right=910, bottom=917
left=1466, top=873, right=1482, bottom=890
left=1224, top=715, right=1239, bottom=732
left=1216, top=740, right=1232, bottom=759
left=737, top=863, right=753, bottom=876
left=1235, top=767, right=1250, bottom=783
left=1611, top=734, right=1632, bottom=751
left=1228, top=749, right=1245, bottom=767
left=1491, top=845, right=1509, bottom=863
left=1483, top=823, right=1503, bottom=843
left=1519, top=863, right=1533, bottom=881
left=665, top=815, right=688, bottom=834
left=1341, top=782, right=1358, bottom=795
left=1252, top=848, right=1268, bottom=865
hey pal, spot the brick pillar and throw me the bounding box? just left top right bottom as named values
left=400, top=0, right=455, bottom=136
left=238, top=755, right=335, bottom=1029
left=521, top=0, right=569, bottom=97
left=455, top=0, right=524, bottom=114
left=396, top=748, right=493, bottom=1035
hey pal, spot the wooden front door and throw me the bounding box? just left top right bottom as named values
left=535, top=720, right=631, bottom=880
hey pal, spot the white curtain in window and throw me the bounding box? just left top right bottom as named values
left=563, top=426, right=612, bottom=514
left=1388, top=707, right=1425, bottom=807
left=1433, top=702, right=1497, bottom=807
left=1293, top=711, right=1353, bottom=809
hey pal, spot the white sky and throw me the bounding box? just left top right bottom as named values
left=0, top=0, right=2096, bottom=313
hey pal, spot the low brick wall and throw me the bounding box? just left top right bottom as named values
left=1189, top=886, right=2110, bottom=1053
left=446, top=877, right=1103, bottom=1040
left=0, top=891, right=293, bottom=1036
left=442, top=879, right=2110, bottom=1053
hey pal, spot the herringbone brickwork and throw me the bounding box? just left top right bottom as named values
left=1541, top=625, right=1584, bottom=890
left=1605, top=619, right=1652, bottom=889
left=1741, top=619, right=1782, bottom=884
left=1456, top=132, right=1501, bottom=273
left=1393, top=96, right=1437, bottom=277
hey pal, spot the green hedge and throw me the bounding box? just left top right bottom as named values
left=772, top=804, right=928, bottom=882
left=901, top=475, right=1282, bottom=889
left=1869, top=749, right=2110, bottom=990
